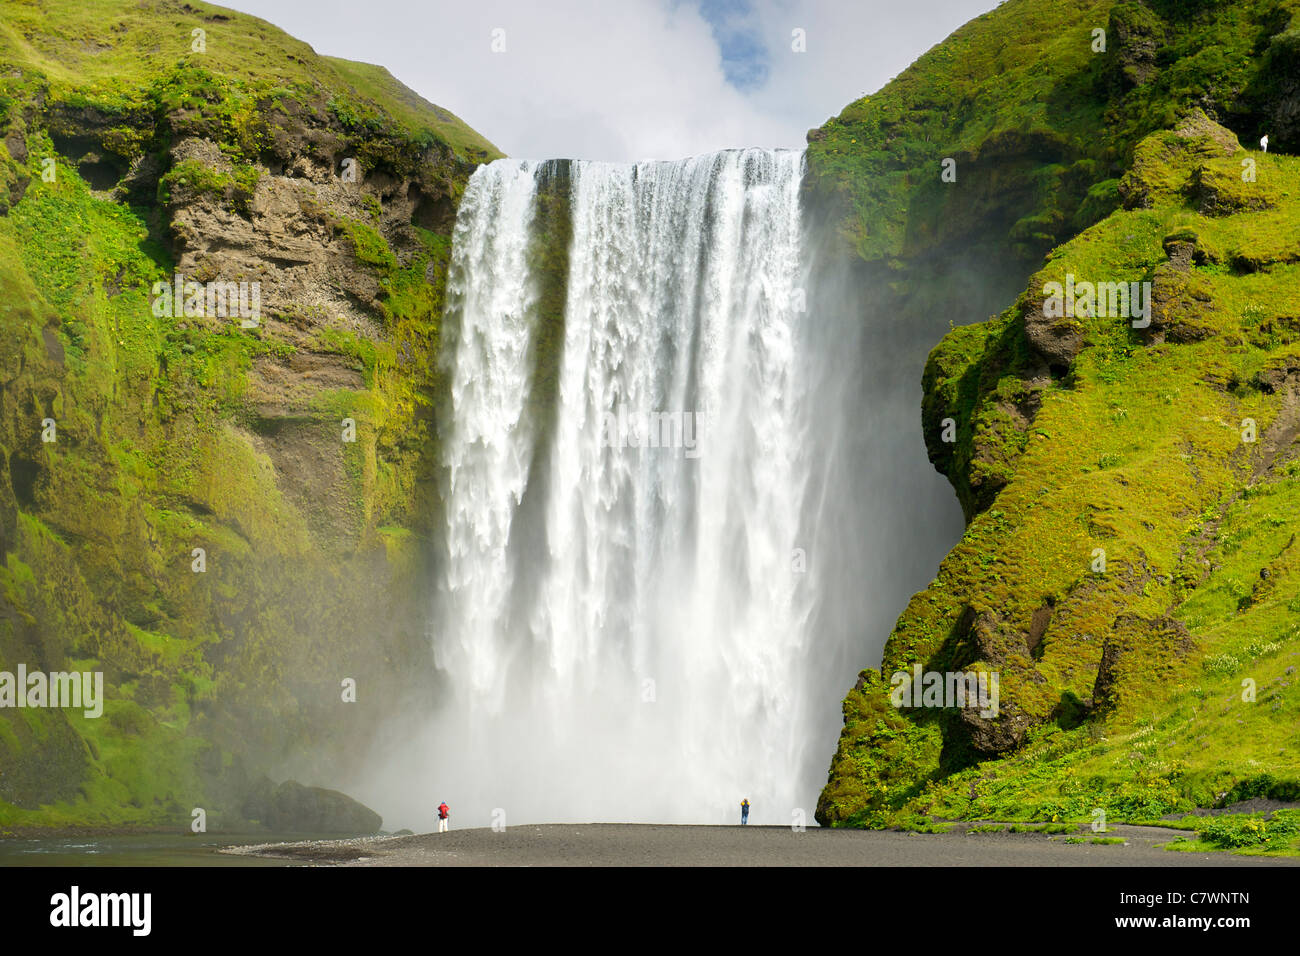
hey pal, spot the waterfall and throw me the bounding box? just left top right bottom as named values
left=388, top=147, right=961, bottom=827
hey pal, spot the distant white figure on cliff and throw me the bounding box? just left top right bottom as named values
left=1261, top=135, right=1269, bottom=153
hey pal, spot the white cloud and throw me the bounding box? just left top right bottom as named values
left=222, top=0, right=997, bottom=160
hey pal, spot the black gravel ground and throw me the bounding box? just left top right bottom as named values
left=220, top=822, right=1300, bottom=867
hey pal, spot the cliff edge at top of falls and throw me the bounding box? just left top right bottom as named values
left=814, top=0, right=1300, bottom=827
left=0, top=0, right=498, bottom=829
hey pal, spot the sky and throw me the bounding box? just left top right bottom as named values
left=225, top=0, right=1000, bottom=162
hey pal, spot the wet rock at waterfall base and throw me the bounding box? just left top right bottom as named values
left=241, top=777, right=382, bottom=834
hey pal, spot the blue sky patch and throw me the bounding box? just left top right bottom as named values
left=694, top=0, right=771, bottom=91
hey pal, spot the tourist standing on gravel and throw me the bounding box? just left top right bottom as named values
left=437, top=801, right=450, bottom=833
left=741, top=799, right=749, bottom=825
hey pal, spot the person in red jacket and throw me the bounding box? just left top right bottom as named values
left=437, top=801, right=450, bottom=833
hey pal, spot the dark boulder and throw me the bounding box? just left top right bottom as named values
left=1023, top=299, right=1084, bottom=373
left=242, top=776, right=382, bottom=834
left=959, top=701, right=1034, bottom=755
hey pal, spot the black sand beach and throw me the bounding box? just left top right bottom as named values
left=220, top=823, right=1300, bottom=867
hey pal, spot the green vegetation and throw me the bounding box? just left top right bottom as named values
left=892, top=814, right=956, bottom=834
left=0, top=0, right=497, bottom=827
left=807, top=0, right=1296, bottom=268
left=0, top=0, right=498, bottom=163
left=1010, top=822, right=1075, bottom=834
left=524, top=161, right=574, bottom=453
left=818, top=0, right=1300, bottom=831
left=1198, top=810, right=1299, bottom=849
left=1159, top=810, right=1300, bottom=854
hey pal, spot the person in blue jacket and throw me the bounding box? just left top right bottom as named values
left=741, top=799, right=750, bottom=825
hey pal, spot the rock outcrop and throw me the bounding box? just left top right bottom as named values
left=0, top=0, right=498, bottom=828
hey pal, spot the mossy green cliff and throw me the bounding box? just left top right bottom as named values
left=0, top=0, right=498, bottom=829
left=816, top=0, right=1300, bottom=828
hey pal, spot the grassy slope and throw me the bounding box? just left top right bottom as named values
left=816, top=0, right=1300, bottom=842
left=0, top=0, right=496, bottom=827
left=807, top=0, right=1294, bottom=269
left=0, top=0, right=499, bottom=161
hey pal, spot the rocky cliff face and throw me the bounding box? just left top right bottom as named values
left=813, top=0, right=1300, bottom=826
left=0, top=0, right=497, bottom=829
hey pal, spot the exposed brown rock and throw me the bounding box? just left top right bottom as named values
left=1023, top=299, right=1084, bottom=371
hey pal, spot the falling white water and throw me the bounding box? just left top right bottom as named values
left=328, top=135, right=972, bottom=832
left=428, top=149, right=820, bottom=825
left=437, top=158, right=543, bottom=710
